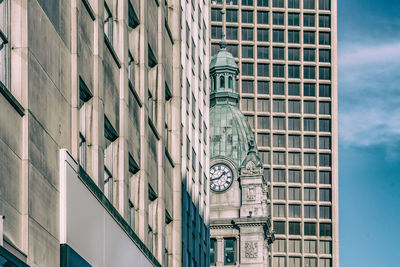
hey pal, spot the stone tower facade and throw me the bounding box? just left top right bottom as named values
left=209, top=41, right=274, bottom=267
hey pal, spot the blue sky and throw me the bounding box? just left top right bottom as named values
left=338, top=0, right=400, bottom=266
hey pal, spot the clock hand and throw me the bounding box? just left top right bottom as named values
left=211, top=171, right=226, bottom=181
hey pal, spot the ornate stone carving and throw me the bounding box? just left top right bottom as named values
left=245, top=241, right=258, bottom=258
left=246, top=186, right=256, bottom=201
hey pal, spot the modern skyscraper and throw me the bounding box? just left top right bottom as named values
left=209, top=0, right=338, bottom=266
left=180, top=0, right=211, bottom=266
left=0, top=0, right=209, bottom=266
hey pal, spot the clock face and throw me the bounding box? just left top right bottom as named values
left=210, top=164, right=233, bottom=192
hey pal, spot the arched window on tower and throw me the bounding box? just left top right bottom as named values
left=228, top=76, right=233, bottom=89
left=213, top=77, right=217, bottom=91
left=220, top=76, right=225, bottom=89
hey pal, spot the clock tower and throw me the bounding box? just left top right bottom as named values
left=208, top=40, right=274, bottom=267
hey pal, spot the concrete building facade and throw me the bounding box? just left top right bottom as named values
left=180, top=0, right=211, bottom=266
left=0, top=0, right=208, bottom=266
left=209, top=0, right=338, bottom=267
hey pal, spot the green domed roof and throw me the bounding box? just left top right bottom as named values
left=210, top=41, right=239, bottom=72
left=210, top=101, right=256, bottom=168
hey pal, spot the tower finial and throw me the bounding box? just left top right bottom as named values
left=219, top=34, right=227, bottom=50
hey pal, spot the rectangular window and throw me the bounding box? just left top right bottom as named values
left=319, top=67, right=331, bottom=80
left=224, top=238, right=236, bottom=265
left=288, top=83, right=300, bottom=95
left=304, top=0, right=315, bottom=9
left=242, top=98, right=255, bottom=111
left=226, top=9, right=238, bottom=22
left=304, top=101, right=316, bottom=114
left=319, top=101, right=331, bottom=114
left=273, top=29, right=285, bottom=43
left=288, top=100, right=300, bottom=113
left=211, top=26, right=222, bottom=39
left=273, top=134, right=286, bottom=148
left=303, top=14, right=315, bottom=27
left=288, top=48, right=300, bottom=61
left=273, top=117, right=286, bottom=130
left=273, top=12, right=284, bottom=25
left=319, top=14, right=331, bottom=28
left=289, top=187, right=301, bottom=200
left=273, top=64, right=285, bottom=78
left=257, top=46, right=269, bottom=59
left=304, top=66, right=316, bottom=79
left=304, top=135, right=316, bottom=148
left=260, top=151, right=270, bottom=164
left=226, top=27, right=238, bottom=40
left=288, top=152, right=301, bottom=166
left=242, top=63, right=254, bottom=76
left=319, top=32, right=331, bottom=45
left=320, top=136, right=331, bottom=149
left=273, top=82, right=284, bottom=94
left=273, top=100, right=285, bottom=113
left=242, top=45, right=254, bottom=58
left=288, top=13, right=300, bottom=26
left=319, top=119, right=331, bottom=132
left=319, top=84, right=331, bottom=97
left=104, top=118, right=118, bottom=201
left=319, top=0, right=331, bottom=10
left=242, top=80, right=254, bottom=94
left=288, top=135, right=301, bottom=148
left=319, top=49, right=331, bottom=63
left=246, top=115, right=255, bottom=129
left=257, top=63, right=270, bottom=77
left=288, top=117, right=300, bottom=131
left=304, top=240, right=317, bottom=253
left=304, top=118, right=316, bottom=131
left=274, top=239, right=287, bottom=252
left=273, top=151, right=286, bottom=165
left=304, top=170, right=316, bottom=183
left=288, top=30, right=300, bottom=43
left=320, top=171, right=331, bottom=184
left=304, top=222, right=316, bottom=236
left=242, top=28, right=254, bottom=41
left=289, top=257, right=301, bottom=267
left=257, top=11, right=269, bottom=24
left=258, top=133, right=270, bottom=146
left=304, top=205, right=316, bottom=218
left=304, top=153, right=316, bottom=166
left=304, top=48, right=316, bottom=62
left=305, top=258, right=317, bottom=267
left=273, top=169, right=286, bottom=182
left=320, top=223, right=332, bottom=236
left=288, top=65, right=300, bottom=78
left=289, top=239, right=301, bottom=253
left=273, top=47, right=285, bottom=60
left=289, top=205, right=301, bottom=218
left=242, top=10, right=254, bottom=23
left=210, top=239, right=217, bottom=265
left=273, top=0, right=284, bottom=7
left=258, top=116, right=270, bottom=129
left=257, top=28, right=269, bottom=42
left=211, top=8, right=222, bottom=21
left=288, top=0, right=300, bottom=8
left=242, top=0, right=253, bottom=6
left=226, top=44, right=238, bottom=57
left=304, top=31, right=315, bottom=44
left=289, top=222, right=301, bottom=235
left=274, top=204, right=286, bottom=217
left=274, top=221, right=286, bottom=234
left=304, top=188, right=316, bottom=201
left=320, top=153, right=331, bottom=167
left=258, top=81, right=270, bottom=94
left=79, top=80, right=93, bottom=170
left=320, top=206, right=332, bottom=219
left=273, top=187, right=286, bottom=200
left=0, top=0, right=10, bottom=88
left=320, top=240, right=332, bottom=254
left=320, top=188, right=332, bottom=202
left=288, top=170, right=301, bottom=183
left=104, top=2, right=113, bottom=44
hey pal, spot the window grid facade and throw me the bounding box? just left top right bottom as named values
left=210, top=0, right=337, bottom=265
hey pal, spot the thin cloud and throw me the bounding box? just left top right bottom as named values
left=339, top=41, right=400, bottom=148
